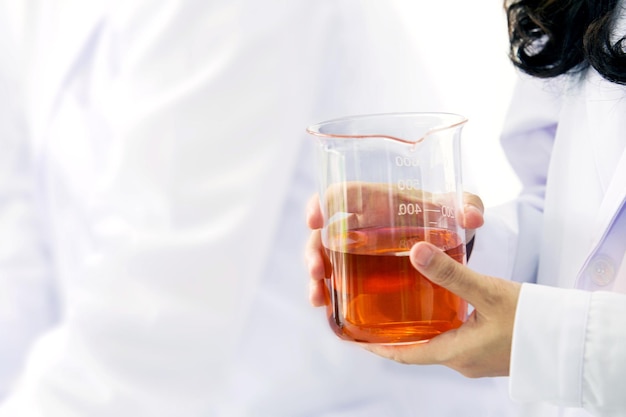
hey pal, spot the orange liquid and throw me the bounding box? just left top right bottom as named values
left=325, top=227, right=467, bottom=344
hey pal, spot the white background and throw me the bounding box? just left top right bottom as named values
left=393, top=0, right=521, bottom=208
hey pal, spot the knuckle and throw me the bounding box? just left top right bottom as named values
left=433, top=257, right=461, bottom=288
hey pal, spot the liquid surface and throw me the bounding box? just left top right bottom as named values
left=325, top=226, right=467, bottom=344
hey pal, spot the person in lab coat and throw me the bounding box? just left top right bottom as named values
left=306, top=0, right=626, bottom=416
left=0, top=1, right=521, bottom=416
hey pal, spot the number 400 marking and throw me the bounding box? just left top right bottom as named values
left=397, top=203, right=422, bottom=216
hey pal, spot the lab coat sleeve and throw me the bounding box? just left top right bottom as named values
left=468, top=74, right=561, bottom=282
left=511, top=284, right=626, bottom=416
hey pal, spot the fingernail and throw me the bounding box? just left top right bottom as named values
left=464, top=204, right=482, bottom=216
left=412, top=243, right=435, bottom=267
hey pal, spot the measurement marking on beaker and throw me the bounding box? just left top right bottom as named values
left=394, top=156, right=420, bottom=167
left=441, top=205, right=455, bottom=219
left=397, top=179, right=421, bottom=190
left=397, top=203, right=422, bottom=216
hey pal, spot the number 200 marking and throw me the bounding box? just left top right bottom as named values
left=441, top=205, right=455, bottom=218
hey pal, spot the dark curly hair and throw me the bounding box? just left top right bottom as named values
left=505, top=0, right=626, bottom=84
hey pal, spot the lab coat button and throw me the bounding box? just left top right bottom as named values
left=587, top=256, right=615, bottom=286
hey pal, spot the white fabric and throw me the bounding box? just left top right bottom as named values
left=0, top=1, right=521, bottom=416
left=469, top=22, right=626, bottom=416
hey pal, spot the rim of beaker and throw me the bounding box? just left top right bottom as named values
left=306, top=112, right=468, bottom=144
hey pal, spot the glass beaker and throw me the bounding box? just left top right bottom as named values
left=307, top=112, right=469, bottom=345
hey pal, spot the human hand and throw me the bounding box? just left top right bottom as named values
left=304, top=184, right=519, bottom=377
left=304, top=187, right=485, bottom=307
left=362, top=242, right=521, bottom=378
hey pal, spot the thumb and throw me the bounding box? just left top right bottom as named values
left=409, top=241, right=490, bottom=311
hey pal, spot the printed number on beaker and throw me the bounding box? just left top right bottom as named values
left=397, top=179, right=420, bottom=190
left=441, top=205, right=455, bottom=219
left=394, top=156, right=419, bottom=167
left=398, top=203, right=422, bottom=216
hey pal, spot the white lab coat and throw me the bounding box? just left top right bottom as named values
left=0, top=1, right=520, bottom=416
left=470, top=35, right=626, bottom=417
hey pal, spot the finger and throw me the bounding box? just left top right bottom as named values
left=360, top=328, right=458, bottom=366
left=460, top=193, right=484, bottom=231
left=305, top=229, right=329, bottom=281
left=462, top=203, right=484, bottom=230
left=463, top=192, right=484, bottom=213
left=409, top=241, right=495, bottom=311
left=309, top=277, right=329, bottom=307
left=305, top=229, right=332, bottom=307
left=462, top=203, right=484, bottom=244
left=306, top=193, right=323, bottom=230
